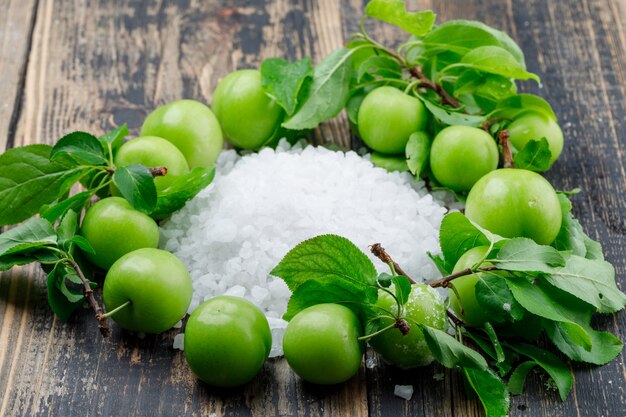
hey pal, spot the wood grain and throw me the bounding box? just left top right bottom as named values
left=0, top=0, right=38, bottom=150
left=0, top=0, right=625, bottom=416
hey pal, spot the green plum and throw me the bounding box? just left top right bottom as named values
left=507, top=112, right=563, bottom=167
left=114, top=136, right=189, bottom=192
left=465, top=169, right=562, bottom=245
left=141, top=99, right=223, bottom=168
left=369, top=284, right=447, bottom=369
left=103, top=248, right=193, bottom=333
left=448, top=246, right=491, bottom=327
left=184, top=296, right=271, bottom=387
left=430, top=125, right=499, bottom=192
left=357, top=86, right=427, bottom=154
left=212, top=69, right=284, bottom=150
left=80, top=197, right=159, bottom=270
left=283, top=303, right=363, bottom=384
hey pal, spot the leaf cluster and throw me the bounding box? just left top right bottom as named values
left=0, top=124, right=216, bottom=324
left=256, top=0, right=559, bottom=193
left=433, top=199, right=625, bottom=414
left=271, top=190, right=624, bottom=417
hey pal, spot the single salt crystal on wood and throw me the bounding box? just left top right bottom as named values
left=173, top=333, right=185, bottom=351
left=394, top=385, right=414, bottom=400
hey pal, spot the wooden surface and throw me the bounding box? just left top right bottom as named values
left=0, top=1, right=625, bottom=416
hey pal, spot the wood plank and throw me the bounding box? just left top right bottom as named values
left=0, top=0, right=38, bottom=150
left=1, top=0, right=369, bottom=416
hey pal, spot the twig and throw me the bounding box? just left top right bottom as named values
left=70, top=260, right=109, bottom=337
left=408, top=66, right=460, bottom=108
left=370, top=243, right=416, bottom=284
left=498, top=129, right=514, bottom=168
left=427, top=266, right=498, bottom=288
left=481, top=117, right=507, bottom=132
left=447, top=309, right=464, bottom=327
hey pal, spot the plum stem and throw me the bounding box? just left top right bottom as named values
left=427, top=266, right=498, bottom=288
left=369, top=243, right=416, bottom=284
left=358, top=322, right=397, bottom=342
left=408, top=66, right=460, bottom=108
left=101, top=300, right=132, bottom=318
left=149, top=166, right=168, bottom=177
left=447, top=309, right=464, bottom=327
left=69, top=260, right=109, bottom=337
left=499, top=129, right=515, bottom=168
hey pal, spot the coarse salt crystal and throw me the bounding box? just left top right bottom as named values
left=394, top=385, right=414, bottom=400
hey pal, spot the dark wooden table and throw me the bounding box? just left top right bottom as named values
left=1, top=1, right=625, bottom=416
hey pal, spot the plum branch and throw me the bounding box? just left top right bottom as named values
left=408, top=66, right=460, bottom=108
left=69, top=260, right=109, bottom=337
left=498, top=129, right=514, bottom=168
left=369, top=243, right=415, bottom=283
left=427, top=265, right=498, bottom=288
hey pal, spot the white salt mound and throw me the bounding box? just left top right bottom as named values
left=160, top=140, right=448, bottom=357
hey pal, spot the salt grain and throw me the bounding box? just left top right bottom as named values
left=173, top=333, right=185, bottom=351
left=160, top=141, right=449, bottom=357
left=394, top=385, right=414, bottom=400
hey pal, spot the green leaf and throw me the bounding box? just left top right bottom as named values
left=439, top=212, right=493, bottom=269
left=552, top=194, right=587, bottom=257
left=46, top=264, right=84, bottom=321
left=475, top=273, right=525, bottom=322
left=491, top=93, right=557, bottom=121
left=405, top=132, right=431, bottom=176
left=57, top=210, right=78, bottom=252
left=422, top=99, right=486, bottom=127
left=583, top=236, right=604, bottom=260
left=513, top=138, right=553, bottom=171
left=51, top=131, right=107, bottom=166
left=544, top=318, right=623, bottom=365
left=0, top=144, right=86, bottom=226
left=507, top=361, right=537, bottom=395
left=491, top=238, right=565, bottom=273
left=454, top=71, right=517, bottom=100
left=453, top=46, right=540, bottom=82
left=421, top=20, right=526, bottom=68
left=545, top=254, right=626, bottom=313
left=484, top=322, right=505, bottom=364
left=98, top=124, right=128, bottom=158
left=152, top=166, right=216, bottom=218
left=59, top=274, right=85, bottom=303
left=376, top=272, right=394, bottom=288
left=113, top=165, right=157, bottom=214
left=261, top=57, right=314, bottom=116
left=552, top=193, right=605, bottom=261
left=0, top=254, right=39, bottom=271
left=40, top=190, right=94, bottom=223
left=365, top=0, right=435, bottom=36
left=0, top=218, right=56, bottom=257
left=428, top=252, right=451, bottom=275
left=356, top=55, right=402, bottom=82
left=463, top=367, right=510, bottom=417
left=420, top=325, right=488, bottom=370
left=282, top=48, right=353, bottom=130
left=393, top=276, right=412, bottom=305
left=283, top=279, right=376, bottom=322
left=506, top=342, right=573, bottom=401
left=68, top=236, right=96, bottom=255
left=505, top=276, right=592, bottom=350
left=271, top=234, right=378, bottom=292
